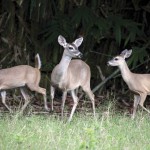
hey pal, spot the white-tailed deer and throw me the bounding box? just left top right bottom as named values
left=50, top=35, right=95, bottom=122
left=0, top=54, right=49, bottom=113
left=108, top=49, right=150, bottom=118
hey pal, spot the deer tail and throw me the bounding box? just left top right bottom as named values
left=35, top=53, right=41, bottom=69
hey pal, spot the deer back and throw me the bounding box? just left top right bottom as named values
left=0, top=65, right=40, bottom=89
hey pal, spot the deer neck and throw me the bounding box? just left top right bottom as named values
left=118, top=62, right=132, bottom=83
left=57, top=52, right=72, bottom=80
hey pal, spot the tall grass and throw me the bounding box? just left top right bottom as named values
left=0, top=101, right=150, bottom=150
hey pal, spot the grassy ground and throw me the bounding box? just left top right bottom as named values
left=0, top=102, right=150, bottom=150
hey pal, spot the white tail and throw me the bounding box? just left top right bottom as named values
left=35, top=53, right=41, bottom=69
left=0, top=54, right=49, bottom=113
left=108, top=49, right=150, bottom=118
left=50, top=35, right=95, bottom=122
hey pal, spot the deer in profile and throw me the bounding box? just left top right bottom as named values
left=108, top=49, right=150, bottom=118
left=50, top=35, right=95, bottom=122
left=0, top=54, right=49, bottom=113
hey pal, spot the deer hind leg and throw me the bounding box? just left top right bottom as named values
left=139, top=93, right=150, bottom=114
left=61, top=91, right=67, bottom=119
left=68, top=90, right=78, bottom=122
left=1, top=91, right=13, bottom=113
left=26, top=83, right=49, bottom=111
left=20, top=88, right=30, bottom=113
left=132, top=94, right=140, bottom=119
left=82, top=85, right=95, bottom=117
left=50, top=86, right=55, bottom=111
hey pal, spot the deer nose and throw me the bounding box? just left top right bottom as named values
left=107, top=61, right=110, bottom=66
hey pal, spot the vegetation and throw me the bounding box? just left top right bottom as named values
left=0, top=102, right=150, bottom=150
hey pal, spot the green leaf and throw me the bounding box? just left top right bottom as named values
left=72, top=6, right=95, bottom=31
left=128, top=47, right=148, bottom=68
left=39, top=13, right=74, bottom=47
left=114, top=24, right=121, bottom=46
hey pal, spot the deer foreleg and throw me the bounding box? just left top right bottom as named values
left=68, top=90, right=79, bottom=122
left=61, top=91, right=67, bottom=119
left=50, top=86, right=55, bottom=111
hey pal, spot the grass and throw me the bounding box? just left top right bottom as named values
left=0, top=101, right=150, bottom=150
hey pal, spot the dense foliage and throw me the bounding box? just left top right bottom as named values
left=0, top=0, right=150, bottom=94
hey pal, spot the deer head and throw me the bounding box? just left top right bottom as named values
left=108, top=49, right=132, bottom=67
left=58, top=35, right=83, bottom=58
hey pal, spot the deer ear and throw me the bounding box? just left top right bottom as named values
left=73, top=37, right=83, bottom=47
left=58, top=35, right=67, bottom=48
left=120, top=49, right=132, bottom=59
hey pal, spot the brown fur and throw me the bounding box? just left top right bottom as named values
left=0, top=54, right=49, bottom=113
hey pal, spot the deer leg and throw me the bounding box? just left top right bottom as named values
left=132, top=94, right=140, bottom=119
left=27, top=83, right=49, bottom=111
left=50, top=86, right=55, bottom=111
left=20, top=88, right=30, bottom=113
left=82, top=86, right=95, bottom=117
left=1, top=91, right=13, bottom=113
left=68, top=90, right=78, bottom=122
left=43, top=94, right=49, bottom=111
left=139, top=93, right=150, bottom=113
left=61, top=91, right=67, bottom=119
left=75, top=88, right=79, bottom=96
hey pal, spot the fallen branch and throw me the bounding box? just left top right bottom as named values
left=92, top=69, right=119, bottom=93
left=96, top=65, right=105, bottom=81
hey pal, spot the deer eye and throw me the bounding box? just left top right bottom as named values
left=69, top=46, right=74, bottom=51
left=114, top=58, right=118, bottom=61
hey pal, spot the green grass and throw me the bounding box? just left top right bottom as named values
left=0, top=103, right=150, bottom=150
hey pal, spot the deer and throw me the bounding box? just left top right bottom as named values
left=107, top=49, right=150, bottom=118
left=0, top=54, right=49, bottom=113
left=50, top=35, right=95, bottom=122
